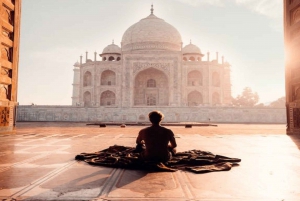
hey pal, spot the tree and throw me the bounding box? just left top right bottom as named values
left=232, top=87, right=259, bottom=107
left=269, top=96, right=285, bottom=108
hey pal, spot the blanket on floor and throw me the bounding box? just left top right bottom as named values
left=75, top=145, right=241, bottom=173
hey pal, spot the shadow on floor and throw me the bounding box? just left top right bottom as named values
left=289, top=134, right=300, bottom=150
left=21, top=166, right=148, bottom=201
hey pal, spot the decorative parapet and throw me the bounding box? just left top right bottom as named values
left=16, top=105, right=286, bottom=123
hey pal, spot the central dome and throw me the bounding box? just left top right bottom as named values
left=121, top=13, right=182, bottom=51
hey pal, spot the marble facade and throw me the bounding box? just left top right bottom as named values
left=72, top=6, right=231, bottom=109
left=24, top=6, right=285, bottom=125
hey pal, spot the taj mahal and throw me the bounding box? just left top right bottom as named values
left=71, top=6, right=232, bottom=108
left=16, top=6, right=285, bottom=123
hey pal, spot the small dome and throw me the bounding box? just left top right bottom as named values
left=182, top=43, right=202, bottom=55
left=224, top=61, right=231, bottom=66
left=101, top=42, right=121, bottom=55
left=87, top=59, right=93, bottom=63
left=73, top=61, right=80, bottom=67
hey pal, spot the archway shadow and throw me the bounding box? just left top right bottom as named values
left=21, top=144, right=241, bottom=200
left=289, top=134, right=300, bottom=150
left=21, top=164, right=148, bottom=201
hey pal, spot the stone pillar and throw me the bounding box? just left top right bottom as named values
left=79, top=55, right=83, bottom=104
left=284, top=0, right=300, bottom=134
left=72, top=62, right=80, bottom=106
left=0, top=0, right=21, bottom=133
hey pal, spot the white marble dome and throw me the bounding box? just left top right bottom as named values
left=182, top=43, right=202, bottom=55
left=121, top=13, right=182, bottom=51
left=101, top=43, right=121, bottom=55
left=73, top=61, right=80, bottom=67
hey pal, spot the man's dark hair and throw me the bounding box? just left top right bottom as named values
left=148, top=111, right=164, bottom=124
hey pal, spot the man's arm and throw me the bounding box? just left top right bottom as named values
left=169, top=130, right=177, bottom=148
left=136, top=130, right=144, bottom=144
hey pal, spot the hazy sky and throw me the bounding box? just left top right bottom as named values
left=18, top=0, right=284, bottom=105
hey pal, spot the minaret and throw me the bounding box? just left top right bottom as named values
left=72, top=60, right=80, bottom=106
left=223, top=61, right=232, bottom=105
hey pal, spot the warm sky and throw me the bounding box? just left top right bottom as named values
left=18, top=0, right=285, bottom=105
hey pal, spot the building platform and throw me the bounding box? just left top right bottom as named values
left=0, top=122, right=299, bottom=201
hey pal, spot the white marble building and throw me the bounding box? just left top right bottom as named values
left=16, top=6, right=287, bottom=124
left=72, top=6, right=232, bottom=108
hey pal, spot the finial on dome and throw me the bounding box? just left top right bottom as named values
left=151, top=4, right=154, bottom=15
left=112, top=39, right=114, bottom=44
left=190, top=39, right=192, bottom=44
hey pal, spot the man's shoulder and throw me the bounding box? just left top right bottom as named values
left=160, top=126, right=174, bottom=133
left=141, top=125, right=173, bottom=133
left=139, top=126, right=152, bottom=132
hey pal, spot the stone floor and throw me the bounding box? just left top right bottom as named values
left=0, top=122, right=299, bottom=201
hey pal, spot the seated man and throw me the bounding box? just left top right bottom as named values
left=136, top=111, right=177, bottom=162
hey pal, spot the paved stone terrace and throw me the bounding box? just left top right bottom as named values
left=0, top=122, right=299, bottom=201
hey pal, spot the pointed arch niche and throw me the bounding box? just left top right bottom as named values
left=134, top=68, right=169, bottom=106
left=188, top=70, right=202, bottom=86
left=187, top=91, right=203, bottom=106
left=212, top=72, right=220, bottom=87
left=83, top=91, right=91, bottom=107
left=83, top=71, right=92, bottom=87
left=101, top=70, right=116, bottom=85
left=212, top=92, right=220, bottom=105
left=100, top=90, right=116, bottom=106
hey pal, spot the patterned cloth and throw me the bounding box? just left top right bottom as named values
left=75, top=145, right=241, bottom=173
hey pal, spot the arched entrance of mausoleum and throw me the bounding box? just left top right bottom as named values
left=187, top=91, right=203, bottom=106
left=134, top=68, right=169, bottom=106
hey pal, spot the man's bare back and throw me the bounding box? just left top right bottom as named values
left=136, top=111, right=177, bottom=162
